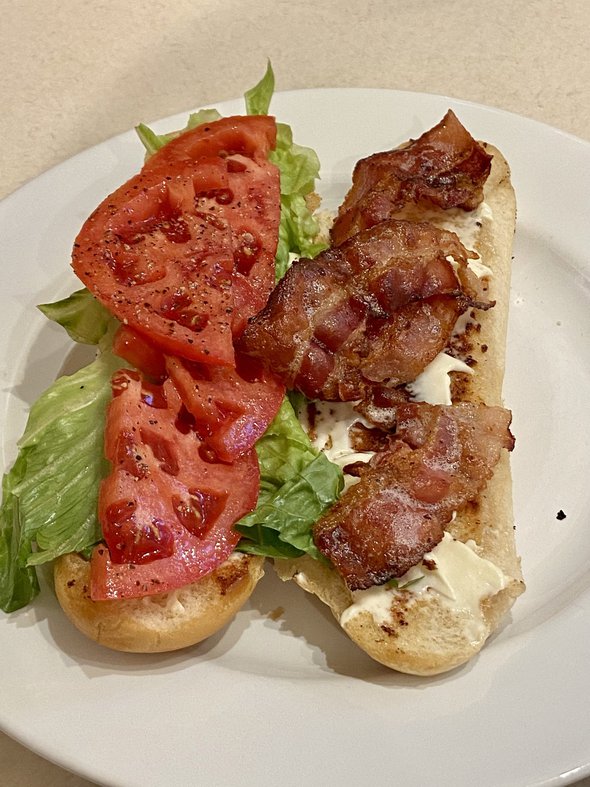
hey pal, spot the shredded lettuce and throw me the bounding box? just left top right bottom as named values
left=0, top=63, right=334, bottom=611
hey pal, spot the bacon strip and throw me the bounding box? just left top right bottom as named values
left=313, top=403, right=514, bottom=590
left=331, top=110, right=492, bottom=246
left=238, top=219, right=486, bottom=400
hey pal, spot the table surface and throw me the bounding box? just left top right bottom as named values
left=1, top=1, right=589, bottom=785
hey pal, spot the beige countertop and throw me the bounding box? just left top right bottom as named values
left=1, top=1, right=589, bottom=785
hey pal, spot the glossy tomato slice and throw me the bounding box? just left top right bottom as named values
left=143, top=115, right=277, bottom=174
left=112, top=325, right=167, bottom=381
left=91, top=369, right=259, bottom=600
left=111, top=328, right=284, bottom=461
left=72, top=116, right=280, bottom=366
left=166, top=353, right=285, bottom=462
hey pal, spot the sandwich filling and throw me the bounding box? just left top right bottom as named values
left=240, top=109, right=514, bottom=607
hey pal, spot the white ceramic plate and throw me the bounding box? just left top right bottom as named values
left=1, top=89, right=589, bottom=787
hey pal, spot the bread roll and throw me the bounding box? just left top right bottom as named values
left=274, top=144, right=524, bottom=675
left=55, top=552, right=264, bottom=653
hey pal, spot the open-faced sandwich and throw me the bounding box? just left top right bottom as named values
left=0, top=66, right=523, bottom=672
left=238, top=108, right=524, bottom=675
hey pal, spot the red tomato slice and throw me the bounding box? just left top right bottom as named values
left=143, top=115, right=277, bottom=174
left=91, top=369, right=259, bottom=600
left=72, top=116, right=280, bottom=366
left=166, top=353, right=286, bottom=462
left=112, top=328, right=284, bottom=460
left=112, top=325, right=167, bottom=381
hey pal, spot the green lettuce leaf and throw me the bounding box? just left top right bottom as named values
left=271, top=122, right=321, bottom=197
left=0, top=456, right=39, bottom=612
left=0, top=338, right=124, bottom=611
left=38, top=288, right=113, bottom=345
left=244, top=61, right=275, bottom=116
left=275, top=195, right=327, bottom=280
left=236, top=399, right=343, bottom=559
left=268, top=116, right=328, bottom=279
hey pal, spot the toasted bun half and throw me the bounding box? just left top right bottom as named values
left=275, top=145, right=524, bottom=676
left=55, top=552, right=265, bottom=653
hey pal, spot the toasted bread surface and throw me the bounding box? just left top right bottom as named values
left=274, top=145, right=524, bottom=675
left=55, top=552, right=264, bottom=653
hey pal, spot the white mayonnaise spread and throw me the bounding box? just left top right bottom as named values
left=164, top=589, right=186, bottom=614
left=300, top=401, right=374, bottom=487
left=434, top=201, right=492, bottom=254
left=466, top=256, right=493, bottom=279
left=452, top=310, right=475, bottom=339
left=406, top=353, right=473, bottom=405
left=446, top=253, right=493, bottom=281
left=340, top=532, right=508, bottom=646
left=395, top=201, right=492, bottom=257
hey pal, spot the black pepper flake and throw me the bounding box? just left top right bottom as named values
left=556, top=510, right=567, bottom=521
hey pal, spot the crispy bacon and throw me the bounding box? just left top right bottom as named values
left=313, top=402, right=514, bottom=590
left=238, top=220, right=486, bottom=400
left=331, top=110, right=492, bottom=246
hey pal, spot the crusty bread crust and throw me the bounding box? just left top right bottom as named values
left=274, top=145, right=524, bottom=675
left=55, top=552, right=264, bottom=653
left=451, top=143, right=516, bottom=409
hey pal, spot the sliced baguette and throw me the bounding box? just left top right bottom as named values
left=55, top=552, right=264, bottom=653
left=275, top=144, right=524, bottom=676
